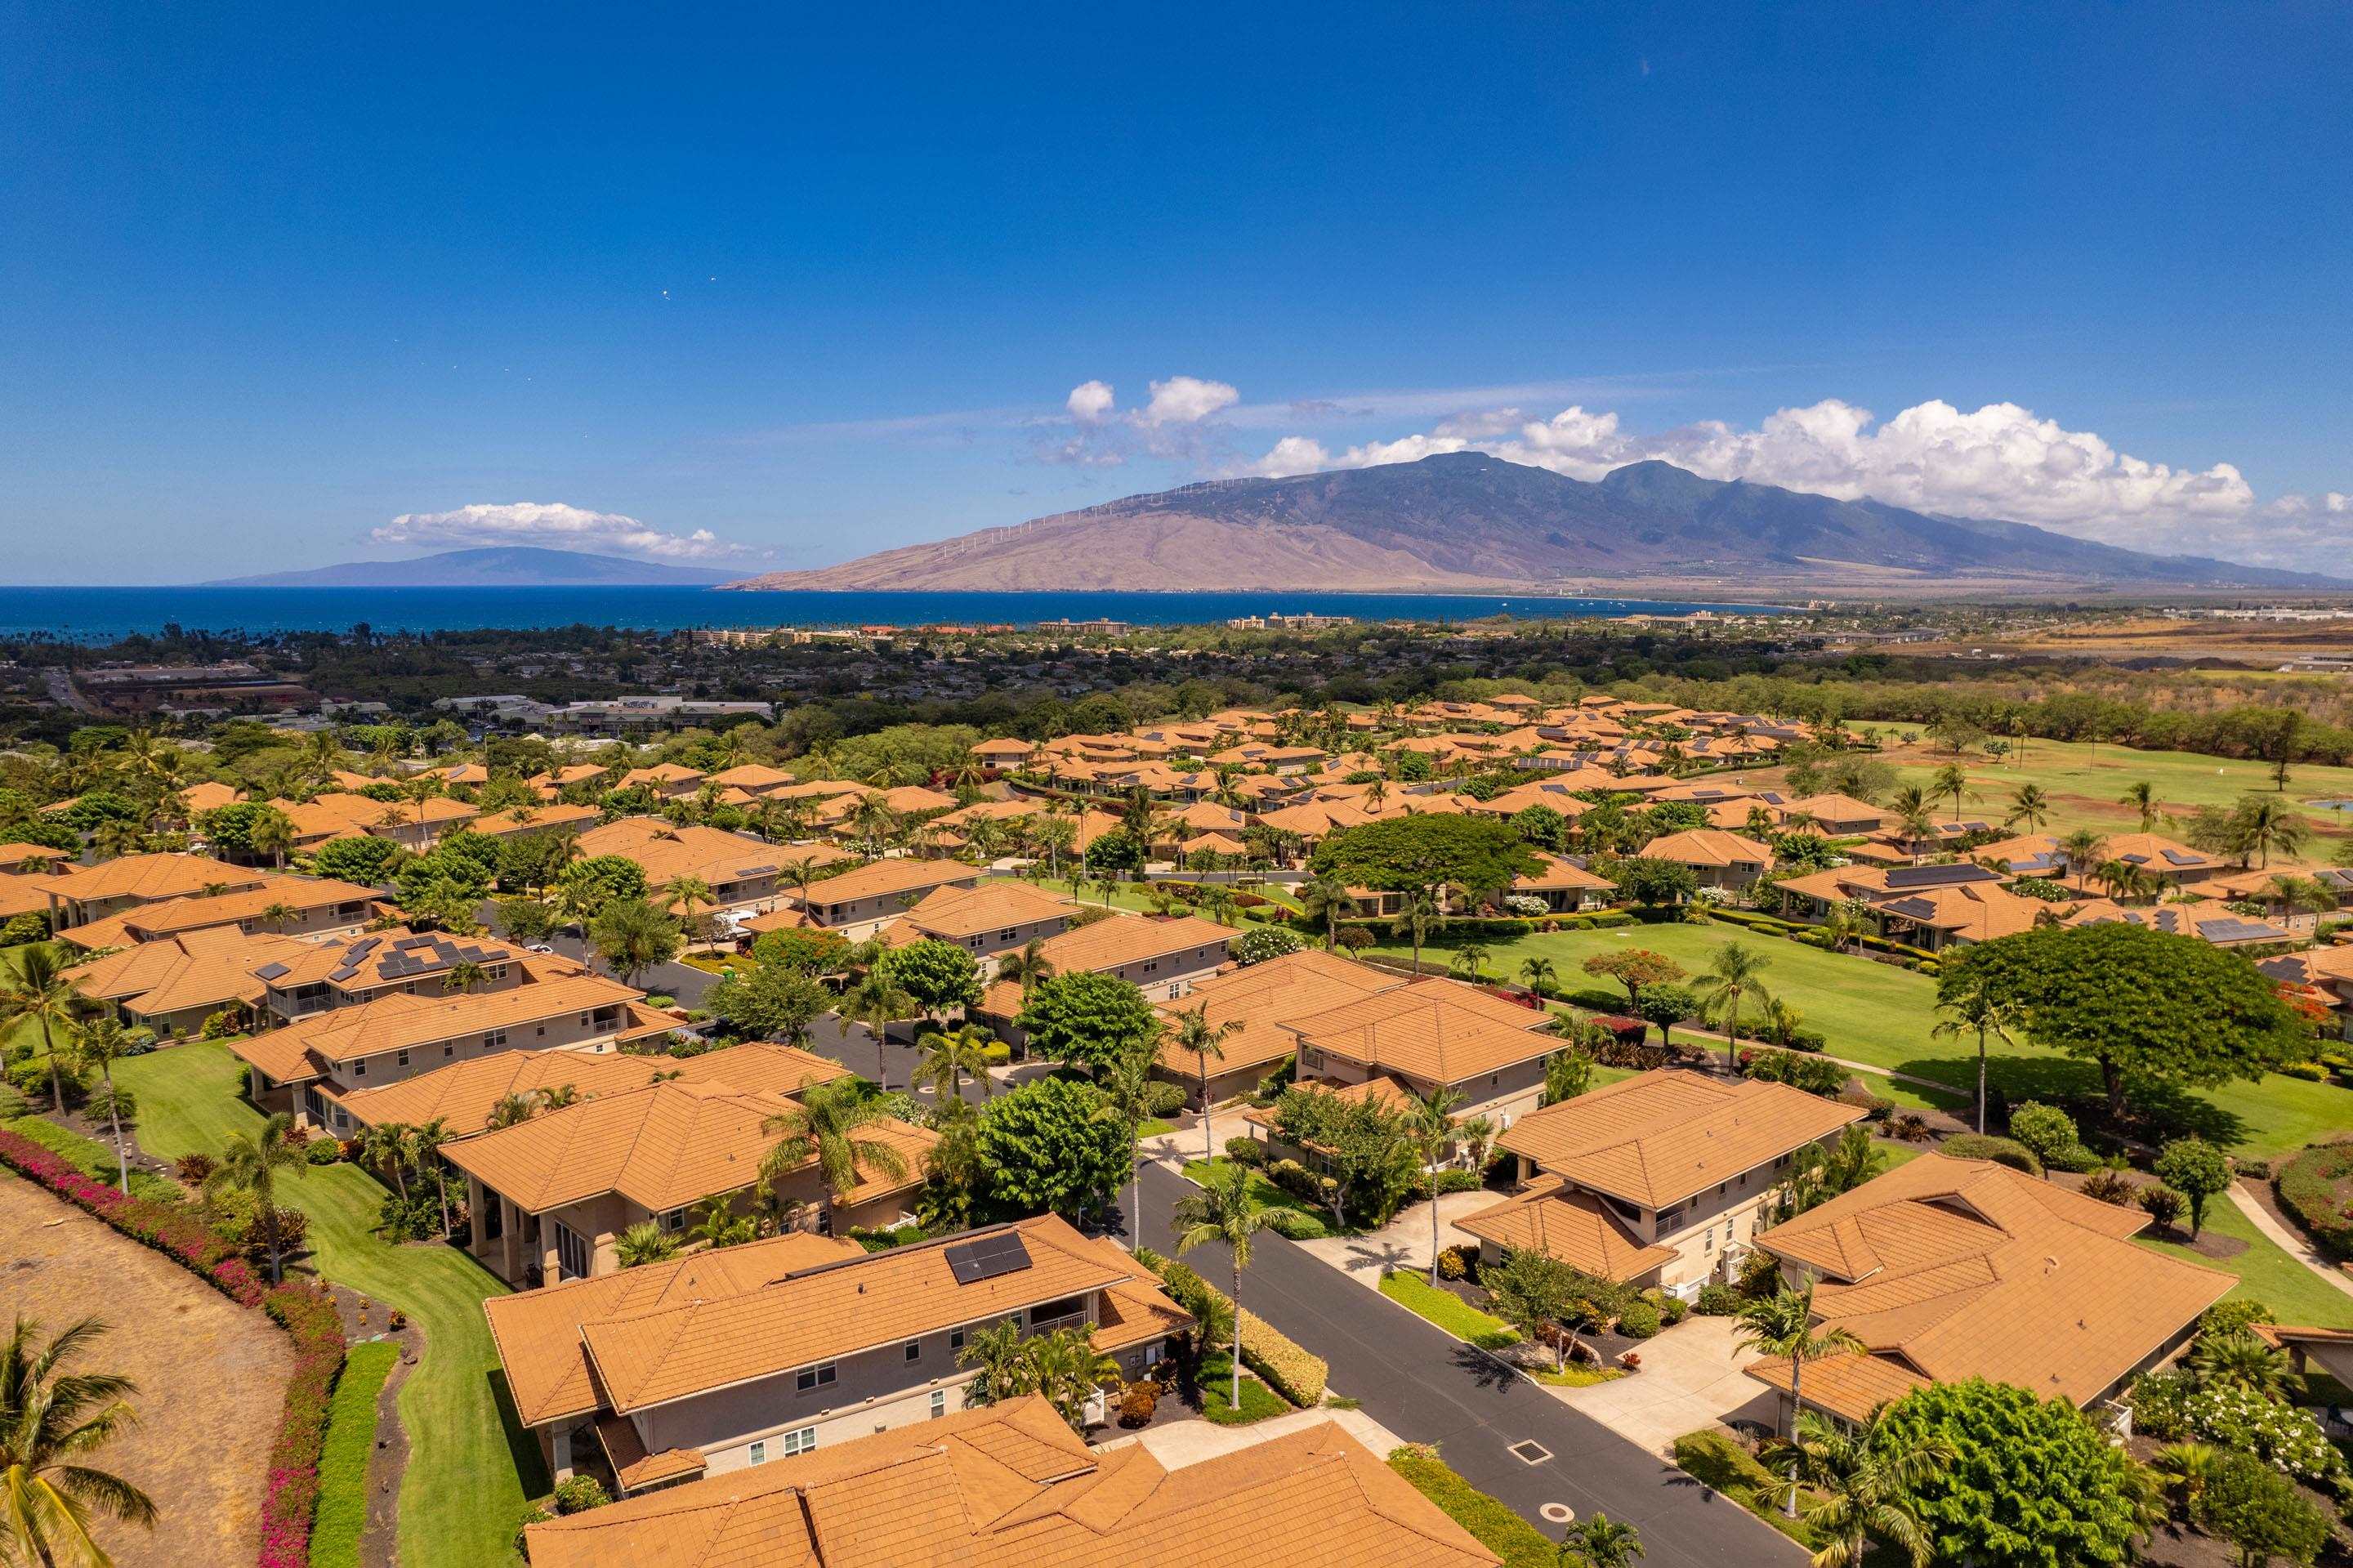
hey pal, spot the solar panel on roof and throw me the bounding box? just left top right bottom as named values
left=943, top=1232, right=1033, bottom=1285
left=2198, top=918, right=2283, bottom=942
left=1884, top=864, right=1997, bottom=890
left=328, top=965, right=359, bottom=982
left=2159, top=849, right=2203, bottom=866
left=349, top=936, right=381, bottom=955
left=2121, top=853, right=2150, bottom=864
left=396, top=935, right=434, bottom=949
left=254, top=963, right=290, bottom=981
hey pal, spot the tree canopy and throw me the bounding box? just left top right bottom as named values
left=1873, top=1378, right=2141, bottom=1568
left=1307, top=813, right=1538, bottom=897
left=1014, top=971, right=1161, bottom=1075
left=1938, top=922, right=2303, bottom=1115
left=885, top=938, right=985, bottom=1018
left=973, top=1077, right=1128, bottom=1219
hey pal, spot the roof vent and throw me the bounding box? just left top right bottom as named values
left=2044, top=1255, right=2060, bottom=1274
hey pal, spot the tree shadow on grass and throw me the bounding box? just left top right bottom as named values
left=1892, top=1054, right=2252, bottom=1150
left=488, top=1369, right=552, bottom=1497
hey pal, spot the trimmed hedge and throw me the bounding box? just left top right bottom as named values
left=1387, top=1448, right=1558, bottom=1568
left=1940, top=1132, right=2043, bottom=1175
left=1143, top=1251, right=1329, bottom=1405
left=2275, top=1142, right=2353, bottom=1260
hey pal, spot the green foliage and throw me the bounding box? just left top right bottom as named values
left=585, top=896, right=681, bottom=985
left=885, top=937, right=985, bottom=1017
left=1267, top=1083, right=1416, bottom=1227
left=1612, top=855, right=1702, bottom=906
left=1013, top=971, right=1161, bottom=1074
left=1380, top=1269, right=1518, bottom=1350
left=1197, top=1353, right=1288, bottom=1425
left=1309, top=813, right=1539, bottom=896
left=310, top=1339, right=397, bottom=1568
left=1230, top=925, right=1303, bottom=964
left=553, top=854, right=648, bottom=917
left=1940, top=1132, right=2043, bottom=1174
left=1873, top=1378, right=2142, bottom=1568
left=2194, top=1451, right=2331, bottom=1566
left=1386, top=1448, right=1560, bottom=1568
left=747, top=927, right=853, bottom=975
left=2155, top=1137, right=2232, bottom=1239
left=2004, top=1101, right=2080, bottom=1167
left=2274, top=1141, right=2353, bottom=1259
left=704, top=962, right=831, bottom=1043
left=974, top=1077, right=1127, bottom=1218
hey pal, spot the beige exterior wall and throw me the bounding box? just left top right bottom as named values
left=326, top=1003, right=628, bottom=1096
left=1099, top=942, right=1226, bottom=1002
left=926, top=913, right=1072, bottom=958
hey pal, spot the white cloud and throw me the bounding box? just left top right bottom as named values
left=1065, top=380, right=1116, bottom=424
left=1246, top=436, right=1333, bottom=478
left=1139, top=375, right=1239, bottom=427
left=373, top=502, right=749, bottom=561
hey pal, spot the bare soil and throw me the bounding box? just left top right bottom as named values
left=0, top=1172, right=294, bottom=1568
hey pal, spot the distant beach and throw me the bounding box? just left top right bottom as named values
left=0, top=586, right=1789, bottom=642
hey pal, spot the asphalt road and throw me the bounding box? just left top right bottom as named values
left=1127, top=1159, right=1802, bottom=1566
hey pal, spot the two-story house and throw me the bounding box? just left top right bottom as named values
left=1279, top=975, right=1560, bottom=1140
left=444, top=1072, right=936, bottom=1285
left=1154, top=948, right=1397, bottom=1107
left=883, top=879, right=1078, bottom=958
left=775, top=857, right=980, bottom=940
left=1641, top=829, right=1776, bottom=894
left=38, top=851, right=265, bottom=928
left=63, top=926, right=319, bottom=1040
left=56, top=873, right=383, bottom=951
left=484, top=1215, right=1189, bottom=1496
left=572, top=816, right=841, bottom=918
left=1462, top=1069, right=1864, bottom=1297
left=976, top=912, right=1234, bottom=1050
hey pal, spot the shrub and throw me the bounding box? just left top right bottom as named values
left=1659, top=1293, right=1688, bottom=1326
left=1262, top=1208, right=1327, bottom=1240
left=1431, top=1168, right=1482, bottom=1195
left=1137, top=1249, right=1326, bottom=1405
left=1694, top=1283, right=1740, bottom=1316
left=2274, top=1142, right=2353, bottom=1259
left=1143, top=1079, right=1185, bottom=1117
left=259, top=1284, right=348, bottom=1568
left=1117, top=1381, right=1158, bottom=1427
left=980, top=1042, right=1012, bottom=1066
left=1224, top=1137, right=1264, bottom=1166
left=1615, top=1300, right=1661, bottom=1338
left=1436, top=1243, right=1480, bottom=1281
left=2199, top=1298, right=2275, bottom=1337
left=551, top=1476, right=611, bottom=1515
left=2137, top=1184, right=2185, bottom=1231
left=2005, top=1101, right=2079, bottom=1167
left=2077, top=1168, right=2138, bottom=1208
left=2132, top=1371, right=2346, bottom=1481
left=303, top=1137, right=342, bottom=1166
left=2194, top=1452, right=2332, bottom=1566
left=1231, top=926, right=1304, bottom=964
left=176, top=1150, right=217, bottom=1184
left=1940, top=1132, right=2042, bottom=1175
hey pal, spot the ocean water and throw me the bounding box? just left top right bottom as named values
left=0, top=587, right=1787, bottom=642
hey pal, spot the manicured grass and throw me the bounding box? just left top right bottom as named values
left=1182, top=1157, right=1329, bottom=1223
left=2131, top=1193, right=2353, bottom=1329
left=1387, top=1448, right=1560, bottom=1568
left=1671, top=1427, right=1822, bottom=1547
left=1198, top=1352, right=1288, bottom=1425
left=311, top=1339, right=400, bottom=1568
left=114, top=1043, right=545, bottom=1567
left=1531, top=1360, right=1624, bottom=1387
left=2, top=1111, right=176, bottom=1201
left=1378, top=1269, right=1519, bottom=1350
left=1136, top=1116, right=1176, bottom=1138
left=1377, top=921, right=2351, bottom=1157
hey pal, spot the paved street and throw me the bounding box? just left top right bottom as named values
left=1127, top=1159, right=1802, bottom=1566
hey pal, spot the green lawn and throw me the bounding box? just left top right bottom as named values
left=1388, top=1448, right=1561, bottom=1568
left=2132, top=1193, right=2353, bottom=1329
left=1181, top=1157, right=1332, bottom=1224
left=311, top=1339, right=399, bottom=1568
left=1381, top=921, right=2352, bottom=1158
left=1197, top=1351, right=1289, bottom=1425
left=113, top=1043, right=544, bottom=1566
left=1378, top=1269, right=1518, bottom=1350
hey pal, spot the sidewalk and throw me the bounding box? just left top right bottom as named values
left=2229, top=1182, right=2353, bottom=1302
left=1097, top=1402, right=1405, bottom=1468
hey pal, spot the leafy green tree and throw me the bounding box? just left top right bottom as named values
left=2154, top=1137, right=2231, bottom=1240
left=1269, top=1084, right=1415, bottom=1229
left=1308, top=814, right=1538, bottom=900
left=0, top=1316, right=157, bottom=1567
left=494, top=896, right=560, bottom=945
left=1633, top=983, right=1699, bottom=1048
left=551, top=854, right=649, bottom=920
left=1508, top=803, right=1571, bottom=852
left=748, top=927, right=852, bottom=975
left=586, top=897, right=681, bottom=988
left=1939, top=923, right=2300, bottom=1119
left=1611, top=855, right=1702, bottom=908
left=1580, top=949, right=1685, bottom=1007
left=1542, top=1043, right=1594, bottom=1106
left=706, top=963, right=830, bottom=1045
left=1172, top=1160, right=1277, bottom=1412
left=976, top=1077, right=1128, bottom=1219
left=885, top=939, right=984, bottom=1025
left=1480, top=1247, right=1584, bottom=1371
left=1873, top=1378, right=2142, bottom=1568
left=2194, top=1450, right=2330, bottom=1568
left=2003, top=1101, right=2080, bottom=1176
left=1014, top=971, right=1160, bottom=1077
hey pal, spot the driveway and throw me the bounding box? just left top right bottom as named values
left=1547, top=1316, right=1784, bottom=1458
left=1129, top=1159, right=1802, bottom=1566
left=1291, top=1187, right=1502, bottom=1289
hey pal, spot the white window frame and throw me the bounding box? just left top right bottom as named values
left=780, top=1426, right=816, bottom=1457
left=796, top=1363, right=837, bottom=1393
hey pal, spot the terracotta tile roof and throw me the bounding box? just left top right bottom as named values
left=877, top=784, right=960, bottom=814
left=594, top=1414, right=707, bottom=1491
left=2062, top=896, right=2288, bottom=945
left=793, top=856, right=978, bottom=909
left=485, top=1231, right=866, bottom=1425
left=1874, top=882, right=2055, bottom=942
left=60, top=874, right=383, bottom=947
left=1641, top=829, right=1775, bottom=870
left=0, top=843, right=73, bottom=867
left=619, top=764, right=707, bottom=788
left=41, top=851, right=262, bottom=906
left=230, top=972, right=648, bottom=1080
left=1513, top=854, right=1614, bottom=893
left=275, top=792, right=480, bottom=841
left=576, top=1217, right=1176, bottom=1415
left=1152, top=949, right=1397, bottom=1079
left=1782, top=793, right=1891, bottom=827
left=900, top=881, right=1078, bottom=940
left=1498, top=1070, right=1864, bottom=1208
left=708, top=763, right=798, bottom=791
left=971, top=738, right=1035, bottom=758
left=522, top=1395, right=1494, bottom=1568
left=1282, top=976, right=1554, bottom=1088
left=978, top=914, right=1232, bottom=1017
left=572, top=817, right=826, bottom=893
left=177, top=781, right=243, bottom=815
left=1748, top=1153, right=2234, bottom=1419
left=260, top=927, right=562, bottom=992
left=469, top=802, right=601, bottom=838
left=65, top=928, right=315, bottom=1019
left=443, top=1078, right=933, bottom=1215
left=1456, top=1175, right=1679, bottom=1282
left=330, top=1040, right=838, bottom=1136
left=2095, top=833, right=2226, bottom=876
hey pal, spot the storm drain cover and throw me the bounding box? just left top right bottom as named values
left=1540, top=1503, right=1576, bottom=1525
left=1509, top=1440, right=1552, bottom=1465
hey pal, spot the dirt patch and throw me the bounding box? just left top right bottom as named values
left=0, top=1172, right=295, bottom=1568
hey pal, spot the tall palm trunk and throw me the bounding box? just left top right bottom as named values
left=1199, top=1065, right=1215, bottom=1161
left=1230, top=1260, right=1245, bottom=1410
left=1976, top=1025, right=1989, bottom=1135
left=101, top=1061, right=128, bottom=1195
left=1785, top=1357, right=1805, bottom=1517
left=1427, top=1169, right=1444, bottom=1286
left=39, top=1018, right=61, bottom=1114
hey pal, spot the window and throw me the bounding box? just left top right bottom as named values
left=796, top=1363, right=837, bottom=1393
left=659, top=1208, right=688, bottom=1234
left=949, top=1328, right=966, bottom=1353
left=903, top=1340, right=921, bottom=1363
left=395, top=1049, right=410, bottom=1068
left=352, top=1058, right=367, bottom=1078
left=552, top=1222, right=590, bottom=1283
left=444, top=1044, right=455, bottom=1057
left=930, top=1390, right=947, bottom=1418
left=748, top=1441, right=766, bottom=1465
left=780, top=1426, right=816, bottom=1457
left=485, top=1029, right=507, bottom=1049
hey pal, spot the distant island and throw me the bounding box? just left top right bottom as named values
left=725, top=453, right=2343, bottom=595
left=207, top=546, right=734, bottom=588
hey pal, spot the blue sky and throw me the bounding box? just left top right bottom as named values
left=3, top=1, right=2348, bottom=583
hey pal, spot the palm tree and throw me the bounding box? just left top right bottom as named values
left=1409, top=1086, right=1465, bottom=1285
left=1930, top=763, right=1969, bottom=824
left=2121, top=780, right=2159, bottom=832
left=1449, top=944, right=1491, bottom=984
left=2006, top=784, right=2051, bottom=832
left=2186, top=1329, right=2294, bottom=1396
left=440, top=958, right=488, bottom=995
left=68, top=1017, right=138, bottom=1195
left=841, top=967, right=913, bottom=1090
left=1762, top=1409, right=1951, bottom=1568
left=614, top=1221, right=680, bottom=1269
left=1694, top=940, right=1773, bottom=1072
left=663, top=874, right=716, bottom=946
left=249, top=806, right=297, bottom=870
left=1560, top=1512, right=1645, bottom=1568
left=760, top=1078, right=911, bottom=1213
left=409, top=1118, right=454, bottom=1236
left=204, top=1112, right=308, bottom=1283
left=848, top=795, right=900, bottom=858
left=1297, top=872, right=1352, bottom=951
left=1172, top=1162, right=1276, bottom=1413
left=2058, top=827, right=2108, bottom=886
left=586, top=897, right=681, bottom=988
left=994, top=938, right=1055, bottom=1001
left=1519, top=955, right=1557, bottom=996
left=355, top=1121, right=413, bottom=1203
left=1, top=946, right=85, bottom=1112
left=1733, top=1280, right=1864, bottom=1517
left=1166, top=1003, right=1240, bottom=1161
left=687, top=1197, right=757, bottom=1249
left=2230, top=795, right=2307, bottom=868
left=0, top=1316, right=157, bottom=1568
left=1389, top=890, right=1442, bottom=975
left=2096, top=858, right=2160, bottom=904
left=1094, top=1042, right=1159, bottom=1240
left=484, top=1092, right=537, bottom=1130
left=914, top=1025, right=993, bottom=1102
left=1931, top=979, right=2018, bottom=1135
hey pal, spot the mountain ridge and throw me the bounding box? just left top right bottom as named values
left=208, top=546, right=734, bottom=588
left=723, top=453, right=2337, bottom=593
